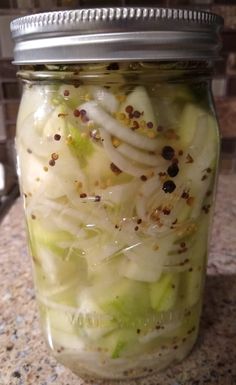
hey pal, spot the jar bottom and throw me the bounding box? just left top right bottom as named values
left=51, top=332, right=198, bottom=381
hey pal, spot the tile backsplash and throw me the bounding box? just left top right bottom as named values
left=0, top=64, right=20, bottom=141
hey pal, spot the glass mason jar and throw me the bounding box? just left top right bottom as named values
left=11, top=8, right=223, bottom=381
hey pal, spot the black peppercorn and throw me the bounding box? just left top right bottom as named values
left=54, top=134, right=61, bottom=141
left=161, top=146, right=175, bottom=160
left=167, top=163, right=179, bottom=177
left=162, top=180, right=176, bottom=193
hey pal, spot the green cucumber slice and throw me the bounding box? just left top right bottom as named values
left=66, top=122, right=94, bottom=166
left=150, top=273, right=179, bottom=312
left=97, top=278, right=151, bottom=328
left=97, top=328, right=137, bottom=359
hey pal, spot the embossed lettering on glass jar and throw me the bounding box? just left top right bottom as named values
left=11, top=7, right=223, bottom=381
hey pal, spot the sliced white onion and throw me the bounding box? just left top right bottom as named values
left=20, top=101, right=71, bottom=155
left=135, top=176, right=161, bottom=219
left=141, top=175, right=161, bottom=196
left=96, top=180, right=141, bottom=205
left=51, top=213, right=83, bottom=236
left=80, top=101, right=160, bottom=151
left=17, top=85, right=53, bottom=130
left=119, top=257, right=162, bottom=283
left=136, top=175, right=191, bottom=229
left=135, top=194, right=147, bottom=219
left=25, top=184, right=49, bottom=216
left=119, top=233, right=176, bottom=282
left=100, top=128, right=151, bottom=177
left=145, top=223, right=171, bottom=236
left=153, top=186, right=189, bottom=228
left=120, top=86, right=157, bottom=128
left=83, top=244, right=122, bottom=270
left=87, top=86, right=119, bottom=113
left=19, top=114, right=56, bottom=158
left=39, top=196, right=136, bottom=248
left=117, top=143, right=165, bottom=167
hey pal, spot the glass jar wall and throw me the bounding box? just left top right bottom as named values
left=16, top=61, right=219, bottom=380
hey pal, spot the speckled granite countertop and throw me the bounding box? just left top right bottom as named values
left=0, top=174, right=236, bottom=385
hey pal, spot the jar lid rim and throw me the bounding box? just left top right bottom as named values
left=10, top=7, right=224, bottom=64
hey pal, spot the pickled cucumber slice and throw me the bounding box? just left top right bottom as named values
left=97, top=278, right=151, bottom=328
left=96, top=328, right=137, bottom=359
left=28, top=219, right=73, bottom=250
left=150, top=273, right=179, bottom=312
left=184, top=268, right=204, bottom=308
left=66, top=122, right=94, bottom=166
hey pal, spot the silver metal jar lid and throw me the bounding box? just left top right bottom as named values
left=10, top=7, right=223, bottom=65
